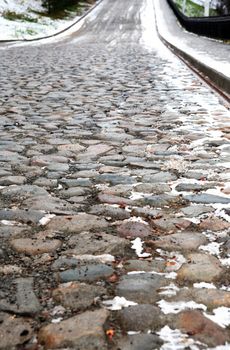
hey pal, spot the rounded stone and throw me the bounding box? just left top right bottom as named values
left=118, top=304, right=163, bottom=331
left=154, top=232, right=207, bottom=251
left=10, top=238, right=62, bottom=255
left=38, top=309, right=109, bottom=349
left=116, top=274, right=167, bottom=303
left=123, top=259, right=166, bottom=273
left=58, top=264, right=114, bottom=282
left=168, top=288, right=230, bottom=309
left=177, top=253, right=223, bottom=283
left=46, top=214, right=108, bottom=233
left=116, top=334, right=163, bottom=350
left=175, top=310, right=229, bottom=347
left=117, top=221, right=152, bottom=238
left=0, top=313, right=33, bottom=349
left=52, top=282, right=106, bottom=311
left=198, top=217, right=229, bottom=231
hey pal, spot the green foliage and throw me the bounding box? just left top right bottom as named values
left=3, top=10, right=38, bottom=22
left=14, top=27, right=38, bottom=38
left=174, top=0, right=219, bottom=17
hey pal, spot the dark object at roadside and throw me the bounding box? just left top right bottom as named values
left=42, top=0, right=82, bottom=14
left=217, top=0, right=230, bottom=15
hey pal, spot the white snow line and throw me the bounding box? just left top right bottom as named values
left=127, top=270, right=177, bottom=279
left=124, top=216, right=149, bottom=225
left=127, top=331, right=141, bottom=335
left=71, top=254, right=115, bottom=263
left=193, top=282, right=217, bottom=289
left=1, top=220, right=19, bottom=226
left=127, top=271, right=146, bottom=275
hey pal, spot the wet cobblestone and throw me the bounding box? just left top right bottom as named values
left=0, top=0, right=229, bottom=348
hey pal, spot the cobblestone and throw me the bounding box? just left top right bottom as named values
left=0, top=0, right=229, bottom=348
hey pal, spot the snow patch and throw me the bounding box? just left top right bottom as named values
left=204, top=307, right=230, bottom=328
left=159, top=283, right=180, bottom=296
left=39, top=214, right=55, bottom=226
left=51, top=305, right=65, bottom=315
left=199, top=242, right=223, bottom=256
left=215, top=207, right=230, bottom=223
left=164, top=272, right=178, bottom=279
left=185, top=217, right=201, bottom=224
left=125, top=216, right=148, bottom=225
left=219, top=258, right=230, bottom=267
left=193, top=282, right=217, bottom=289
left=158, top=325, right=202, bottom=350
left=51, top=317, right=63, bottom=324
left=129, top=191, right=147, bottom=200
left=156, top=249, right=186, bottom=271
left=103, top=296, right=137, bottom=310
left=157, top=300, right=207, bottom=314
left=131, top=237, right=151, bottom=258
left=95, top=183, right=109, bottom=191
left=1, top=220, right=19, bottom=226
left=206, top=187, right=230, bottom=199
left=127, top=331, right=141, bottom=335
left=221, top=286, right=230, bottom=292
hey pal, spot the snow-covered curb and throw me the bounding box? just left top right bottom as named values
left=0, top=0, right=102, bottom=42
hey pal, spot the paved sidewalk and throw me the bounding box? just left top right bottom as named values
left=154, top=0, right=230, bottom=97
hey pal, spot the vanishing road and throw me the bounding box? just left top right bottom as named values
left=0, top=0, right=229, bottom=349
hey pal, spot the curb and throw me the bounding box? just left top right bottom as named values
left=0, top=0, right=103, bottom=43
left=154, top=0, right=230, bottom=102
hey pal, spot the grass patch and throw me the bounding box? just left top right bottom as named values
left=174, top=0, right=219, bottom=17
left=14, top=28, right=38, bottom=38
left=3, top=10, right=38, bottom=22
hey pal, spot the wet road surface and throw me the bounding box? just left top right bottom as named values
left=0, top=0, right=229, bottom=348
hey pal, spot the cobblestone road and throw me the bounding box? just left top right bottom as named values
left=0, top=0, right=230, bottom=349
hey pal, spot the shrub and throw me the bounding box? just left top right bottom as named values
left=42, top=0, right=81, bottom=14
left=3, top=10, right=38, bottom=22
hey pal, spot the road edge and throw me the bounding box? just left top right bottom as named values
left=154, top=0, right=230, bottom=102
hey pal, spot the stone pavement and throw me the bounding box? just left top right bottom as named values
left=0, top=0, right=229, bottom=349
